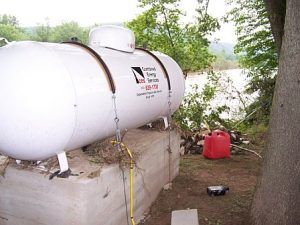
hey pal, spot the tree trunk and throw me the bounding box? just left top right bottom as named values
left=263, top=0, right=286, bottom=55
left=251, top=0, right=300, bottom=224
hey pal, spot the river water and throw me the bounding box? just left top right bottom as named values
left=185, top=69, right=257, bottom=120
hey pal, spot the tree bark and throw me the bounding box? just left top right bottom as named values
left=251, top=0, right=300, bottom=224
left=263, top=0, right=286, bottom=55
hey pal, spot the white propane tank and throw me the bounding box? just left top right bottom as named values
left=0, top=26, right=185, bottom=161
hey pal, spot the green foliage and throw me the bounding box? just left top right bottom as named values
left=227, top=0, right=277, bottom=125
left=238, top=122, right=267, bottom=134
left=0, top=15, right=18, bottom=26
left=127, top=0, right=219, bottom=73
left=0, top=24, right=28, bottom=41
left=0, top=17, right=89, bottom=44
left=0, top=14, right=28, bottom=42
left=173, top=72, right=230, bottom=131
left=229, top=0, right=277, bottom=73
left=49, top=22, right=89, bottom=44
left=126, top=8, right=158, bottom=49
left=212, top=49, right=239, bottom=70
left=31, top=19, right=52, bottom=42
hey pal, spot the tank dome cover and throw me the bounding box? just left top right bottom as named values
left=89, top=25, right=135, bottom=53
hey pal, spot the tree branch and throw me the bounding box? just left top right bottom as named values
left=231, top=144, right=262, bottom=159
left=161, top=4, right=176, bottom=56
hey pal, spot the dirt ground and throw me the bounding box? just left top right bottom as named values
left=141, top=152, right=262, bottom=225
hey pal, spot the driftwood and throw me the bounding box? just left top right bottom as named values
left=230, top=144, right=262, bottom=159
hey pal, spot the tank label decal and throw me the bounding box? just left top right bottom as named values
left=131, top=66, right=163, bottom=99
left=132, top=67, right=145, bottom=84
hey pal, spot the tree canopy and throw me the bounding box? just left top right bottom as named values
left=127, top=0, right=220, bottom=73
left=228, top=0, right=277, bottom=124
left=50, top=22, right=89, bottom=44
left=0, top=15, right=89, bottom=44
left=31, top=19, right=52, bottom=42
left=0, top=14, right=28, bottom=42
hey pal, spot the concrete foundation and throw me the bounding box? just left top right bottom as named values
left=0, top=129, right=181, bottom=225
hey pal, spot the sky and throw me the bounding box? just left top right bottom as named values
left=0, top=0, right=237, bottom=43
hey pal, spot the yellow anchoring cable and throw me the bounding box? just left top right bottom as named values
left=111, top=140, right=136, bottom=225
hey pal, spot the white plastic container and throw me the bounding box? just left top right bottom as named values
left=0, top=26, right=185, bottom=161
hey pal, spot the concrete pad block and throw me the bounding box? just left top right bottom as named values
left=0, top=129, right=181, bottom=225
left=171, top=209, right=199, bottom=225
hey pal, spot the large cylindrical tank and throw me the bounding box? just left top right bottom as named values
left=0, top=26, right=185, bottom=161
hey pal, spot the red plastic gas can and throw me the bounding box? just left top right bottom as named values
left=203, top=130, right=230, bottom=159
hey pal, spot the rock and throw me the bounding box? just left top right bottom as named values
left=171, top=209, right=199, bottom=225
left=163, top=183, right=173, bottom=190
